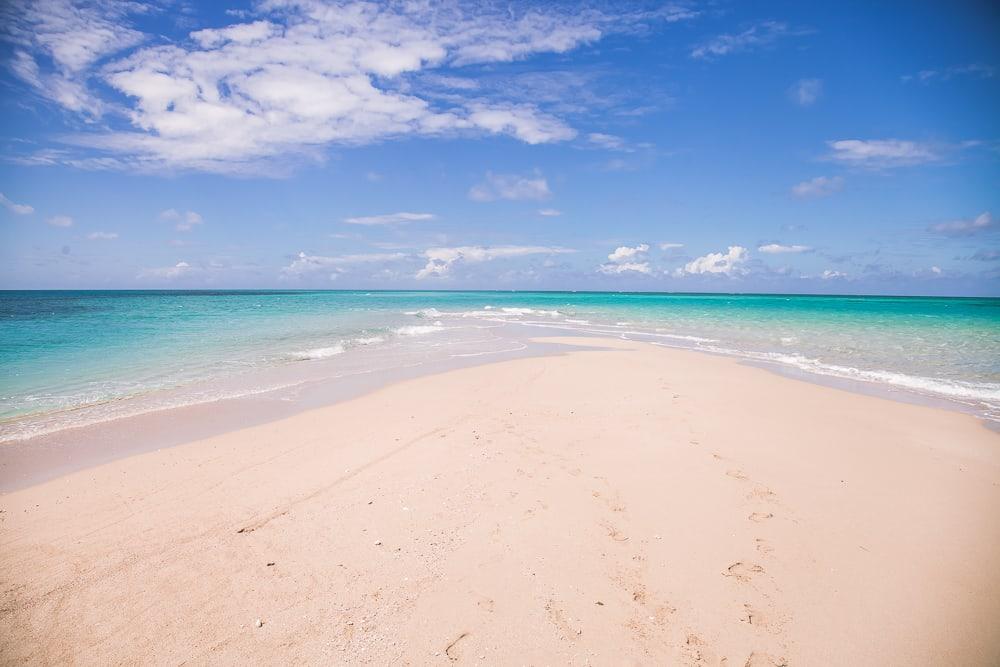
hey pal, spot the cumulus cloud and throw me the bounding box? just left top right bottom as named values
left=691, top=21, right=807, bottom=60
left=46, top=214, right=73, bottom=227
left=677, top=246, right=748, bottom=275
left=3, top=1, right=694, bottom=173
left=0, top=193, right=34, bottom=215
left=825, top=139, right=940, bottom=168
left=416, top=245, right=572, bottom=279
left=821, top=269, right=847, bottom=280
left=537, top=208, right=562, bottom=217
left=758, top=243, right=813, bottom=254
left=469, top=171, right=551, bottom=201
left=928, top=211, right=996, bottom=237
left=598, top=243, right=651, bottom=275
left=789, top=78, right=822, bottom=106
left=791, top=175, right=843, bottom=198
left=160, top=209, right=203, bottom=232
left=87, top=231, right=118, bottom=240
left=343, top=212, right=435, bottom=226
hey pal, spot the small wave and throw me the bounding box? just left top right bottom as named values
left=500, top=307, right=561, bottom=317
left=352, top=336, right=385, bottom=346
left=395, top=324, right=445, bottom=336
left=702, top=346, right=1000, bottom=407
left=291, top=344, right=345, bottom=360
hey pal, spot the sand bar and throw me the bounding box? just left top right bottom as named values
left=1, top=338, right=998, bottom=664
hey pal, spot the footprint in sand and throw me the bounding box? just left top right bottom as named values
left=747, top=486, right=778, bottom=503
left=748, top=511, right=773, bottom=523
left=444, top=632, right=469, bottom=661
left=723, top=561, right=765, bottom=583
left=743, top=651, right=788, bottom=667
left=754, top=538, right=774, bottom=556
left=600, top=521, right=630, bottom=542
left=726, top=469, right=749, bottom=481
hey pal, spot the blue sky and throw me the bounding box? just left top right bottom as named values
left=0, top=0, right=997, bottom=294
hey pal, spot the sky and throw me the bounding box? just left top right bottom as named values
left=0, top=0, right=997, bottom=295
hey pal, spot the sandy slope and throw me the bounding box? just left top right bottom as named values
left=2, top=338, right=998, bottom=665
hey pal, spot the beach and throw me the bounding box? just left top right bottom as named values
left=2, top=337, right=998, bottom=664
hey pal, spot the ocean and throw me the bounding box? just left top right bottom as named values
left=2, top=290, right=998, bottom=440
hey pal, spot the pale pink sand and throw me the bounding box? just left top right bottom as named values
left=2, top=338, right=998, bottom=664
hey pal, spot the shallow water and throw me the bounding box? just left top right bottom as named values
left=2, top=290, right=998, bottom=440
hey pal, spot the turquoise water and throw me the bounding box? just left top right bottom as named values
left=2, top=290, right=999, bottom=438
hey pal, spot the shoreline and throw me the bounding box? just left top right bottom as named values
left=1, top=327, right=996, bottom=493
left=3, top=326, right=998, bottom=493
left=2, top=337, right=997, bottom=663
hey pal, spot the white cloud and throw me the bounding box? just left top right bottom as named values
left=598, top=261, right=652, bottom=275
left=160, top=209, right=203, bottom=232
left=537, top=208, right=562, bottom=217
left=677, top=246, right=748, bottom=275
left=758, top=243, right=813, bottom=254
left=2, top=0, right=145, bottom=116
left=607, top=244, right=649, bottom=262
left=0, top=193, right=34, bottom=215
left=282, top=251, right=408, bottom=277
left=469, top=171, right=551, bottom=202
left=587, top=132, right=626, bottom=150
left=930, top=265, right=942, bottom=275
left=139, top=261, right=195, bottom=280
left=825, top=139, right=940, bottom=168
left=343, top=212, right=435, bottom=226
left=3, top=2, right=696, bottom=173
left=598, top=243, right=651, bottom=275
left=789, top=78, right=822, bottom=106
left=902, top=63, right=995, bottom=84
left=691, top=21, right=806, bottom=60
left=46, top=214, right=73, bottom=227
left=791, top=175, right=843, bottom=198
left=87, top=231, right=118, bottom=240
left=821, top=269, right=847, bottom=280
left=659, top=242, right=684, bottom=250
left=928, top=211, right=996, bottom=237
left=416, top=245, right=572, bottom=279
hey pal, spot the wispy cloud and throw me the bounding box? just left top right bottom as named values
left=160, top=209, right=203, bottom=232
left=928, top=211, right=996, bottom=237
left=758, top=243, right=813, bottom=254
left=46, top=214, right=73, bottom=227
left=343, top=212, right=435, bottom=226
left=824, top=139, right=941, bottom=168
left=2, top=0, right=145, bottom=116
left=902, top=63, right=995, bottom=84
left=537, top=208, right=562, bottom=217
left=469, top=171, right=551, bottom=202
left=791, top=175, right=843, bottom=198
left=659, top=243, right=684, bottom=250
left=676, top=246, right=748, bottom=275
left=282, top=251, right=409, bottom=278
left=598, top=243, right=651, bottom=275
left=2, top=2, right=696, bottom=174
left=416, top=245, right=573, bottom=279
left=788, top=78, right=822, bottom=106
left=87, top=231, right=118, bottom=240
left=0, top=192, right=34, bottom=215
left=139, top=261, right=195, bottom=280
left=691, top=21, right=808, bottom=60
